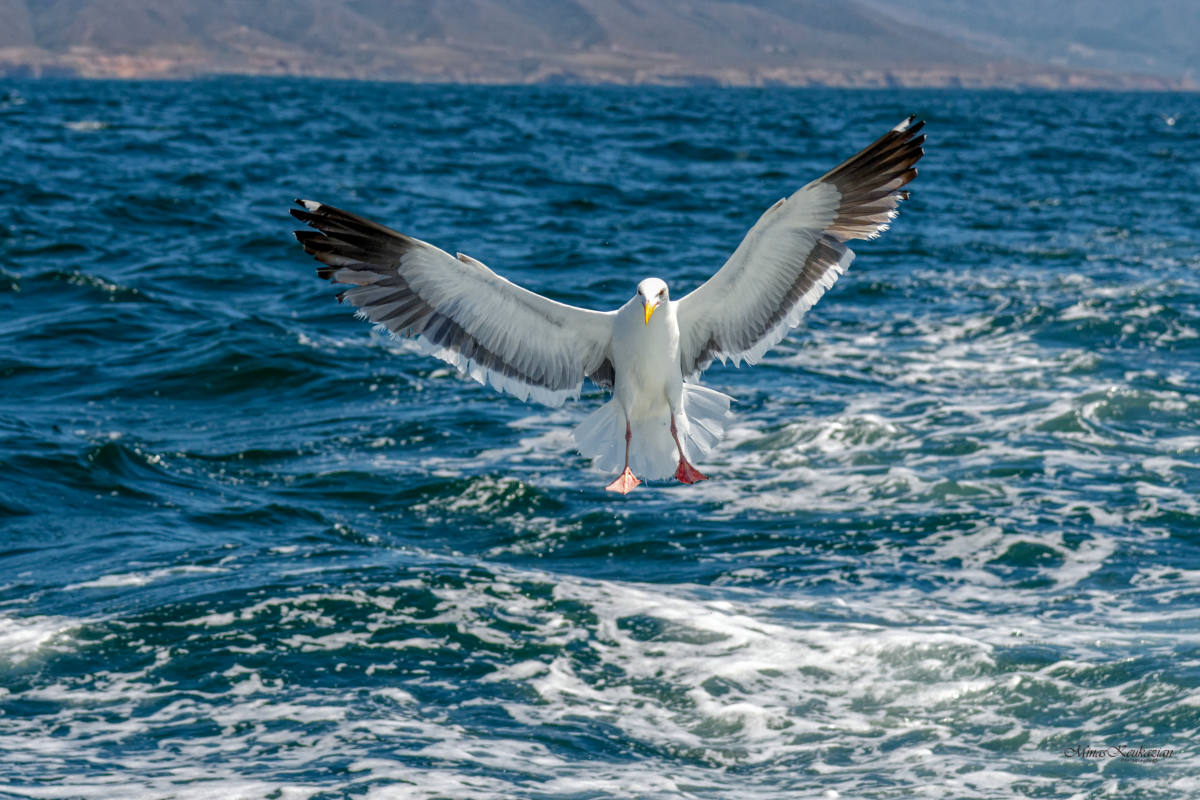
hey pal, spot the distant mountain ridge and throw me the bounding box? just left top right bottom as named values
left=0, top=0, right=1189, bottom=88
left=861, top=0, right=1199, bottom=83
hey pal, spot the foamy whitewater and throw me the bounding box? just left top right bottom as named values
left=1, top=81, right=1198, bottom=798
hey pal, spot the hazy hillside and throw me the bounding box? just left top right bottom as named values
left=0, top=0, right=1187, bottom=88
left=863, top=0, right=1199, bottom=82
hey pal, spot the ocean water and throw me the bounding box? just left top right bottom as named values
left=1, top=79, right=1199, bottom=799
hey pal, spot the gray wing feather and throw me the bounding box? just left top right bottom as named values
left=676, top=117, right=925, bottom=377
left=293, top=201, right=615, bottom=407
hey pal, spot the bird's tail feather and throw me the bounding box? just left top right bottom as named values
left=573, top=384, right=731, bottom=482
left=573, top=400, right=626, bottom=475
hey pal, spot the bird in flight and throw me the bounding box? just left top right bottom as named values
left=293, top=116, right=924, bottom=494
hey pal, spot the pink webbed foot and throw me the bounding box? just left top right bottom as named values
left=674, top=459, right=709, bottom=485
left=605, top=467, right=641, bottom=494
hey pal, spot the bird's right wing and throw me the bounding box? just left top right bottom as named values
left=293, top=200, right=615, bottom=407
left=675, top=116, right=924, bottom=377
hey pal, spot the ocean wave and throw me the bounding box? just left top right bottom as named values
left=2, top=81, right=1198, bottom=799
left=1, top=561, right=1195, bottom=798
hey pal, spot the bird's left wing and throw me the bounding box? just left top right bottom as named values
left=675, top=116, right=924, bottom=378
left=293, top=200, right=615, bottom=407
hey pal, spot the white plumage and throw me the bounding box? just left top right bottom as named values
left=293, top=116, right=925, bottom=493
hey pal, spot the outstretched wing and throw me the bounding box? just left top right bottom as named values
left=675, top=116, right=925, bottom=377
left=293, top=200, right=615, bottom=407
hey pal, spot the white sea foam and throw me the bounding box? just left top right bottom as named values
left=64, top=565, right=226, bottom=590
left=0, top=613, right=78, bottom=664
left=5, top=557, right=1192, bottom=799
left=64, top=119, right=108, bottom=132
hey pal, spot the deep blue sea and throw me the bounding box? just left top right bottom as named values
left=2, top=79, right=1199, bottom=799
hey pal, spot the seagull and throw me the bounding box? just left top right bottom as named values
left=293, top=116, right=924, bottom=494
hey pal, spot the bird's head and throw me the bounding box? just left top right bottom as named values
left=637, top=278, right=669, bottom=325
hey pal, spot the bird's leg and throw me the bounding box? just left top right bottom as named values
left=605, top=418, right=641, bottom=494
left=670, top=414, right=708, bottom=485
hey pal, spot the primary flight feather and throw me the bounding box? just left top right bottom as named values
left=292, top=116, right=925, bottom=493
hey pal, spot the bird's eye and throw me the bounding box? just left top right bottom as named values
left=658, top=289, right=666, bottom=297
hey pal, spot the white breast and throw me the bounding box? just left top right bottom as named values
left=611, top=299, right=683, bottom=420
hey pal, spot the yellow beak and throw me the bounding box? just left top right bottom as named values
left=644, top=302, right=657, bottom=326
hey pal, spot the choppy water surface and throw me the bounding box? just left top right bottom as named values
left=2, top=80, right=1199, bottom=798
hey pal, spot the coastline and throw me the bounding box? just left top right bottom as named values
left=1, top=45, right=1190, bottom=91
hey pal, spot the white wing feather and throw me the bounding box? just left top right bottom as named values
left=294, top=200, right=615, bottom=407
left=676, top=116, right=925, bottom=377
